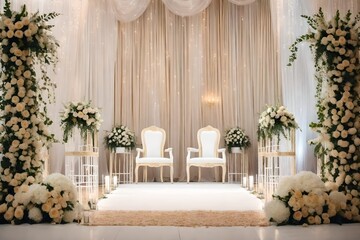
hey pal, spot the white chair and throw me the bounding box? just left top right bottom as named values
left=135, top=126, right=174, bottom=183
left=186, top=125, right=226, bottom=183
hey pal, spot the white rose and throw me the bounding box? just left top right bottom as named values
left=338, top=140, right=349, bottom=148
left=330, top=149, right=338, bottom=157
left=338, top=151, right=347, bottom=159
left=23, top=70, right=31, bottom=78
left=14, top=30, right=23, bottom=38
left=339, top=48, right=346, bottom=55
left=332, top=131, right=340, bottom=138
left=345, top=101, right=354, bottom=110
left=340, top=130, right=348, bottom=139
left=1, top=54, right=9, bottom=62
left=348, top=128, right=356, bottom=135
left=355, top=138, right=360, bottom=146
left=7, top=30, right=14, bottom=38
left=338, top=36, right=346, bottom=45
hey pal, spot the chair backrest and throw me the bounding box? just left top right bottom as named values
left=197, top=125, right=220, bottom=158
left=141, top=126, right=166, bottom=157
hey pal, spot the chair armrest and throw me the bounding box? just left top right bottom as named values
left=136, top=148, right=144, bottom=159
left=164, top=148, right=172, bottom=152
left=186, top=147, right=199, bottom=161
left=218, top=148, right=226, bottom=160
left=187, top=147, right=199, bottom=152
left=165, top=148, right=173, bottom=160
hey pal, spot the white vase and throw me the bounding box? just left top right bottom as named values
left=231, top=147, right=241, bottom=153
left=116, top=147, right=126, bottom=153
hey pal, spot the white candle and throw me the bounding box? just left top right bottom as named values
left=243, top=177, right=247, bottom=188
left=105, top=175, right=110, bottom=193
left=113, top=176, right=118, bottom=189
left=249, top=175, right=254, bottom=190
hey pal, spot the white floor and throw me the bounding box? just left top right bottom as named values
left=97, top=182, right=263, bottom=211
left=1, top=183, right=360, bottom=240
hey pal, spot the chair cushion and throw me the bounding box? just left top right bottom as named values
left=136, top=157, right=173, bottom=164
left=187, top=157, right=225, bottom=164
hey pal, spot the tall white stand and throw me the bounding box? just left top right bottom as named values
left=257, top=129, right=296, bottom=201
left=109, top=147, right=134, bottom=188
left=227, top=147, right=248, bottom=187
left=65, top=130, right=99, bottom=207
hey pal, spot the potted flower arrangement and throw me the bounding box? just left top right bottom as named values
left=257, top=105, right=298, bottom=141
left=224, top=127, right=251, bottom=153
left=60, top=101, right=102, bottom=143
left=105, top=125, right=136, bottom=152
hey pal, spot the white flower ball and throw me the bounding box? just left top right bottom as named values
left=28, top=207, right=43, bottom=223
left=264, top=199, right=290, bottom=224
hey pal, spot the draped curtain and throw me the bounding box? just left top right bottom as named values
left=115, top=0, right=281, bottom=181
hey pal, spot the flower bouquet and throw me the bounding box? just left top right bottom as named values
left=257, top=105, right=298, bottom=141
left=224, top=127, right=250, bottom=153
left=265, top=171, right=348, bottom=225
left=60, top=101, right=102, bottom=143
left=105, top=125, right=136, bottom=152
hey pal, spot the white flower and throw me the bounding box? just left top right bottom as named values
left=265, top=199, right=290, bottom=223
left=28, top=207, right=43, bottom=223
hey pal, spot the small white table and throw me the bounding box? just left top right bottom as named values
left=227, top=148, right=248, bottom=187
left=109, top=147, right=134, bottom=187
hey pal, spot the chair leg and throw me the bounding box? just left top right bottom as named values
left=135, top=165, right=139, bottom=184
left=198, top=167, right=201, bottom=182
left=222, top=165, right=226, bottom=183
left=143, top=166, right=148, bottom=182
left=160, top=166, right=163, bottom=183
left=170, top=165, right=173, bottom=184
left=186, top=165, right=190, bottom=183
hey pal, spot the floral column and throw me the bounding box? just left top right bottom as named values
left=289, top=9, right=360, bottom=222
left=0, top=1, right=58, bottom=223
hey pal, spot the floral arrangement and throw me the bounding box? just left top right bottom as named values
left=0, top=173, right=81, bottom=224
left=60, top=101, right=102, bottom=143
left=0, top=0, right=75, bottom=224
left=224, top=127, right=250, bottom=153
left=265, top=171, right=350, bottom=225
left=105, top=125, right=136, bottom=152
left=288, top=8, right=360, bottom=222
left=257, top=105, right=298, bottom=141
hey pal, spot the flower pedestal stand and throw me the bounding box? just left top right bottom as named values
left=257, top=129, right=296, bottom=201
left=65, top=129, right=99, bottom=207
left=109, top=147, right=134, bottom=188
left=227, top=147, right=248, bottom=187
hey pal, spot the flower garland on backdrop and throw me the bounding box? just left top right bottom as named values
left=224, top=127, right=250, bottom=153
left=288, top=8, right=360, bottom=223
left=257, top=105, right=299, bottom=141
left=0, top=1, right=79, bottom=224
left=265, top=171, right=348, bottom=225
left=60, top=101, right=102, bottom=143
left=105, top=125, right=136, bottom=152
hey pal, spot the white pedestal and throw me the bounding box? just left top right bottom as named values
left=257, top=129, right=296, bottom=201
left=64, top=130, right=99, bottom=207
left=110, top=147, right=134, bottom=187
left=227, top=149, right=248, bottom=187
